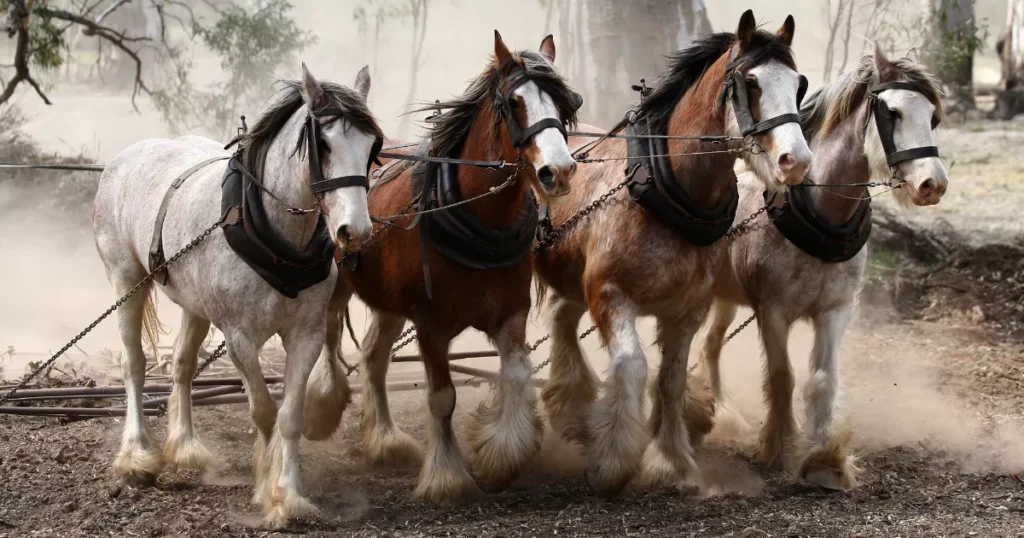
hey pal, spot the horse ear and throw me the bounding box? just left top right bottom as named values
left=494, top=30, right=513, bottom=66
left=539, top=34, right=556, bottom=62
left=777, top=15, right=795, bottom=46
left=736, top=9, right=757, bottom=51
left=873, top=42, right=896, bottom=78
left=354, top=65, right=371, bottom=98
left=300, top=62, right=328, bottom=110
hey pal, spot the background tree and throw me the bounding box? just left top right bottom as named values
left=994, top=0, right=1024, bottom=117
left=0, top=0, right=311, bottom=137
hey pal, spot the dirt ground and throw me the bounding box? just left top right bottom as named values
left=3, top=120, right=1024, bottom=537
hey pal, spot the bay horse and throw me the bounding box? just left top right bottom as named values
left=533, top=10, right=813, bottom=497
left=92, top=64, right=383, bottom=527
left=303, top=32, right=581, bottom=501
left=691, top=47, right=948, bottom=490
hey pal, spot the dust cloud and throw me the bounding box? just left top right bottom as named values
left=1, top=0, right=1021, bottom=489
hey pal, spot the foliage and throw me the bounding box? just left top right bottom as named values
left=154, top=0, right=315, bottom=137
left=28, top=7, right=66, bottom=70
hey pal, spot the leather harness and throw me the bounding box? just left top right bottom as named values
left=625, top=121, right=739, bottom=246
left=149, top=107, right=379, bottom=298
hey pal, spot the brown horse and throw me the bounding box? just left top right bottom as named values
left=533, top=10, right=813, bottom=497
left=303, top=32, right=581, bottom=501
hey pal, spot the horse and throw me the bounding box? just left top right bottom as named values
left=92, top=64, right=383, bottom=527
left=690, top=47, right=948, bottom=490
left=532, top=9, right=813, bottom=497
left=301, top=31, right=581, bottom=502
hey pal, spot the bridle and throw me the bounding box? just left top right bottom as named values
left=301, top=106, right=383, bottom=195
left=492, top=66, right=584, bottom=149
left=719, top=56, right=808, bottom=138
left=867, top=81, right=940, bottom=168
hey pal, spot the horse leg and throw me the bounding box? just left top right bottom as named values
left=303, top=300, right=352, bottom=441
left=260, top=322, right=325, bottom=528
left=163, top=311, right=216, bottom=472
left=467, top=311, right=543, bottom=489
left=797, top=305, right=858, bottom=490
left=413, top=324, right=480, bottom=502
left=540, top=292, right=598, bottom=443
left=223, top=332, right=277, bottom=506
left=691, top=300, right=751, bottom=439
left=583, top=284, right=649, bottom=497
left=360, top=310, right=422, bottom=466
left=111, top=276, right=165, bottom=485
left=639, top=311, right=712, bottom=490
left=756, top=312, right=797, bottom=470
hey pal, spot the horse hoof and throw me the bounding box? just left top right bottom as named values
left=805, top=468, right=846, bottom=491
left=584, top=464, right=629, bottom=498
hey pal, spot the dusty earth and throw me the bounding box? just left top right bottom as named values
left=3, top=120, right=1024, bottom=537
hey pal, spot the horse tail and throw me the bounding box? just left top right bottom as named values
left=141, top=288, right=166, bottom=363
left=343, top=306, right=361, bottom=351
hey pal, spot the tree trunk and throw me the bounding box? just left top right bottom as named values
left=924, top=0, right=976, bottom=110
left=994, top=0, right=1024, bottom=118
left=582, top=0, right=709, bottom=128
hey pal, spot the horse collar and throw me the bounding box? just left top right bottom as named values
left=763, top=181, right=872, bottom=263
left=624, top=120, right=738, bottom=246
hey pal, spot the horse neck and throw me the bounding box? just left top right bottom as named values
left=807, top=101, right=872, bottom=225
left=452, top=105, right=530, bottom=228
left=259, top=109, right=321, bottom=249
left=663, top=56, right=736, bottom=207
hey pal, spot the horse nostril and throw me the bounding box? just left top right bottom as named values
left=337, top=225, right=351, bottom=243
left=777, top=153, right=796, bottom=171
left=569, top=161, right=578, bottom=175
left=918, top=178, right=935, bottom=198
left=538, top=165, right=555, bottom=186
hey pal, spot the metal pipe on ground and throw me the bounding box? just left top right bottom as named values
left=0, top=406, right=163, bottom=417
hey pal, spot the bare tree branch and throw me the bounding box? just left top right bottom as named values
left=93, top=0, right=133, bottom=26
left=34, top=5, right=153, bottom=110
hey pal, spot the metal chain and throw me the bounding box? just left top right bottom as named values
left=193, top=340, right=228, bottom=379
left=530, top=325, right=599, bottom=374
left=0, top=220, right=223, bottom=406
left=724, top=313, right=757, bottom=343
left=389, top=326, right=417, bottom=358
left=532, top=176, right=633, bottom=253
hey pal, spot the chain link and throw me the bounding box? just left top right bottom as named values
left=530, top=324, right=599, bottom=374
left=0, top=220, right=223, bottom=406
left=724, top=313, right=757, bottom=343
left=193, top=340, right=228, bottom=379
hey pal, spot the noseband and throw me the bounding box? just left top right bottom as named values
left=868, top=82, right=940, bottom=167
left=493, top=67, right=583, bottom=148
left=302, top=107, right=383, bottom=195
left=719, top=60, right=808, bottom=138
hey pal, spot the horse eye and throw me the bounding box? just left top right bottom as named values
left=508, top=99, right=521, bottom=110
left=745, top=76, right=760, bottom=90
left=889, top=108, right=902, bottom=120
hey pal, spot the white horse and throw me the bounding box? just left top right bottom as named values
left=92, top=64, right=381, bottom=527
left=691, top=48, right=948, bottom=490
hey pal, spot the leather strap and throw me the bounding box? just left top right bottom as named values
left=743, top=113, right=801, bottom=137
left=886, top=146, right=939, bottom=167
left=376, top=151, right=507, bottom=169
left=310, top=174, right=369, bottom=193
left=508, top=117, right=566, bottom=148
left=149, top=156, right=231, bottom=284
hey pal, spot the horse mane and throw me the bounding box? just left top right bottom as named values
left=416, top=50, right=580, bottom=158
left=640, top=30, right=796, bottom=133
left=800, top=54, right=945, bottom=139
left=238, top=80, right=384, bottom=178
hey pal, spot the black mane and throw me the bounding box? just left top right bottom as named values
left=238, top=80, right=384, bottom=179
left=640, top=30, right=797, bottom=133
left=416, top=50, right=580, bottom=159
